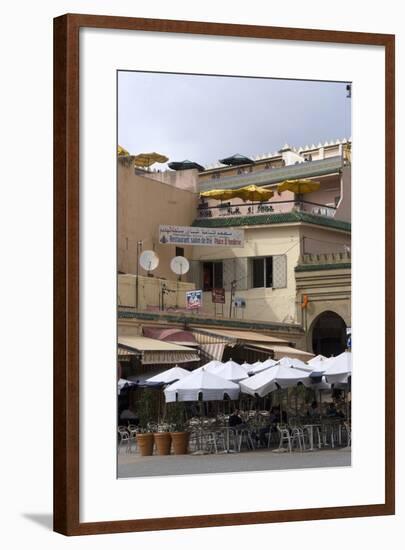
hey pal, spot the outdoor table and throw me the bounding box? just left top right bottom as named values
left=302, top=424, right=322, bottom=451
left=218, top=426, right=239, bottom=453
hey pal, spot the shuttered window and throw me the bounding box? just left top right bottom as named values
left=202, top=261, right=223, bottom=291
left=250, top=255, right=287, bottom=289
left=252, top=257, right=273, bottom=288
left=272, top=254, right=287, bottom=288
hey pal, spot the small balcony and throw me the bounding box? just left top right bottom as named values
left=196, top=199, right=337, bottom=220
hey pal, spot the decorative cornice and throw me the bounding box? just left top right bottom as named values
left=118, top=309, right=304, bottom=333
left=192, top=211, right=351, bottom=232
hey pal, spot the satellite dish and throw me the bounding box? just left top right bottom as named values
left=170, top=256, right=190, bottom=279
left=139, top=250, right=159, bottom=272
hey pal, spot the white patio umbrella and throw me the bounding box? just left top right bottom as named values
left=164, top=368, right=240, bottom=402
left=146, top=366, right=190, bottom=385
left=248, top=358, right=277, bottom=375
left=277, top=356, right=313, bottom=372
left=323, top=351, right=352, bottom=384
left=215, top=359, right=249, bottom=382
left=193, top=359, right=223, bottom=374
left=307, top=354, right=328, bottom=366
left=239, top=363, right=312, bottom=398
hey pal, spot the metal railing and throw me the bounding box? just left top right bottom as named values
left=196, top=199, right=337, bottom=219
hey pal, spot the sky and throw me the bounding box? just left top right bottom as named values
left=118, top=71, right=351, bottom=168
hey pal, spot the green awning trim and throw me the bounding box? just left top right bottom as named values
left=295, top=262, right=351, bottom=272
left=192, top=211, right=351, bottom=232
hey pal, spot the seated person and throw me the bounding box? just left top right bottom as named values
left=326, top=402, right=345, bottom=418
left=258, top=407, right=282, bottom=446
left=228, top=409, right=243, bottom=428
left=307, top=401, right=320, bottom=418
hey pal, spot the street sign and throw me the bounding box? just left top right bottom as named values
left=234, top=297, right=246, bottom=308
left=212, top=288, right=225, bottom=304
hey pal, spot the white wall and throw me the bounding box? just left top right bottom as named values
left=1, top=1, right=403, bottom=550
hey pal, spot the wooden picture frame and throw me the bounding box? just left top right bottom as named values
left=53, top=13, right=395, bottom=535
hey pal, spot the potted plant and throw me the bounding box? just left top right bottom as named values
left=153, top=423, right=172, bottom=456
left=135, top=388, right=156, bottom=456
left=167, top=402, right=190, bottom=455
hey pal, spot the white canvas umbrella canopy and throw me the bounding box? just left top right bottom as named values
left=193, top=360, right=223, bottom=374
left=248, top=358, right=277, bottom=375
left=307, top=354, right=328, bottom=366
left=146, top=366, right=190, bottom=385
left=323, top=351, right=352, bottom=384
left=240, top=363, right=312, bottom=398
left=164, top=368, right=240, bottom=402
left=277, top=356, right=313, bottom=372
left=215, top=359, right=249, bottom=382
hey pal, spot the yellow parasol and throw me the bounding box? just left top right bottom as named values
left=234, top=185, right=274, bottom=202
left=277, top=179, right=320, bottom=194
left=201, top=185, right=273, bottom=202
left=118, top=145, right=130, bottom=157
left=133, top=152, right=169, bottom=168
left=200, top=189, right=236, bottom=201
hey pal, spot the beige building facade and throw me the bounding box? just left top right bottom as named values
left=117, top=138, right=351, bottom=355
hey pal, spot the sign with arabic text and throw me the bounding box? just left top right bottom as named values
left=159, top=225, right=244, bottom=247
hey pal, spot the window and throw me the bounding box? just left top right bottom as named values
left=202, top=261, right=223, bottom=291
left=175, top=247, right=184, bottom=257
left=252, top=257, right=273, bottom=288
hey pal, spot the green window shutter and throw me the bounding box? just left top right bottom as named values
left=272, top=254, right=287, bottom=288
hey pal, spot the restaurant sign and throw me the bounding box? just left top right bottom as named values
left=159, top=225, right=244, bottom=247
left=212, top=288, right=225, bottom=304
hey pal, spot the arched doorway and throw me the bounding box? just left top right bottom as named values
left=311, top=311, right=347, bottom=357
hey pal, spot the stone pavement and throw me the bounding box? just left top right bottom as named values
left=118, top=448, right=351, bottom=478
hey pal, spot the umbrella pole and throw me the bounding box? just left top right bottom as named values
left=319, top=389, right=323, bottom=424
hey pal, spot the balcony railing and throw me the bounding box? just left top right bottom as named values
left=197, top=199, right=337, bottom=219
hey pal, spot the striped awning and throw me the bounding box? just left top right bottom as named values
left=118, top=336, right=200, bottom=365
left=117, top=346, right=136, bottom=362
left=245, top=342, right=314, bottom=361
left=199, top=342, right=226, bottom=363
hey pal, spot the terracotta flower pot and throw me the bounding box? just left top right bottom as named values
left=154, top=432, right=172, bottom=455
left=170, top=432, right=190, bottom=455
left=137, top=433, right=154, bottom=456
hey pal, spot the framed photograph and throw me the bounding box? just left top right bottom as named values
left=54, top=14, right=395, bottom=535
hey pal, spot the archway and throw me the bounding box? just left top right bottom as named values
left=311, top=311, right=347, bottom=357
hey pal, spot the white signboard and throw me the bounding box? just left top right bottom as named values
left=159, top=225, right=244, bottom=247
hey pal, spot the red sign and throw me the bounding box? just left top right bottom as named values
left=212, top=288, right=225, bottom=304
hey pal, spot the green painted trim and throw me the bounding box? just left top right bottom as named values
left=118, top=309, right=304, bottom=333
left=295, top=262, right=351, bottom=272
left=192, top=211, right=351, bottom=232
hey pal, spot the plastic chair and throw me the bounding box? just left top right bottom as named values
left=277, top=426, right=292, bottom=453
left=117, top=426, right=131, bottom=454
